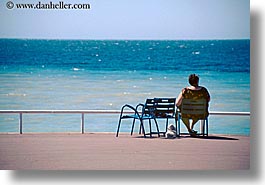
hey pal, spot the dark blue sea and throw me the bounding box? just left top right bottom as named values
left=0, top=39, right=250, bottom=135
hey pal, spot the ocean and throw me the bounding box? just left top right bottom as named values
left=0, top=39, right=250, bottom=135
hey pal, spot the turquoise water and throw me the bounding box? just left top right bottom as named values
left=0, top=39, right=250, bottom=135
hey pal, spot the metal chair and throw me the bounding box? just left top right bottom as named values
left=177, top=98, right=209, bottom=136
left=154, top=98, right=177, bottom=136
left=116, top=99, right=160, bottom=138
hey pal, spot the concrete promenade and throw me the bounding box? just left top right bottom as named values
left=0, top=133, right=250, bottom=170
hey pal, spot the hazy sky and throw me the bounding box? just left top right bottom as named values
left=0, top=0, right=250, bottom=40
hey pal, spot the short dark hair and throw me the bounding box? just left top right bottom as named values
left=189, top=74, right=199, bottom=87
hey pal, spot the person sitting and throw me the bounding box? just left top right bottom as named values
left=175, top=74, right=210, bottom=136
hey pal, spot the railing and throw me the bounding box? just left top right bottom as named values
left=0, top=110, right=250, bottom=134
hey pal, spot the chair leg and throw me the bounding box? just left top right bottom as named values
left=149, top=119, right=152, bottom=138
left=140, top=120, right=146, bottom=138
left=201, top=120, right=205, bottom=136
left=201, top=119, right=208, bottom=137
left=206, top=118, right=209, bottom=137
left=175, top=117, right=178, bottom=137
left=131, top=118, right=136, bottom=135
left=154, top=118, right=160, bottom=137
left=177, top=115, right=181, bottom=136
left=165, top=118, right=169, bottom=132
left=116, top=118, right=122, bottom=137
left=139, top=121, right=142, bottom=134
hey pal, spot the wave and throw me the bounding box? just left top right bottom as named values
left=6, top=93, right=27, bottom=97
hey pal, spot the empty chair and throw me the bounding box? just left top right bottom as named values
left=154, top=98, right=177, bottom=136
left=116, top=99, right=160, bottom=138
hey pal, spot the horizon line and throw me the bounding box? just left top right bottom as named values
left=0, top=37, right=250, bottom=41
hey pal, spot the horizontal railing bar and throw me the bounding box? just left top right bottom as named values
left=209, top=111, right=250, bottom=116
left=0, top=110, right=250, bottom=116
left=0, top=110, right=124, bottom=114
left=0, top=109, right=250, bottom=135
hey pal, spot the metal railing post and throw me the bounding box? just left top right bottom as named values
left=19, top=113, right=23, bottom=134
left=81, top=113, right=85, bottom=134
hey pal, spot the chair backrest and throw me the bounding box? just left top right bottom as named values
left=143, top=99, right=155, bottom=115
left=154, top=98, right=176, bottom=118
left=180, top=98, right=208, bottom=119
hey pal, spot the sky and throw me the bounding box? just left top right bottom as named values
left=0, top=0, right=250, bottom=40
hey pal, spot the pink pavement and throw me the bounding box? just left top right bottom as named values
left=0, top=133, right=250, bottom=170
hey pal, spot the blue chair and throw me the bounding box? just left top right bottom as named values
left=177, top=98, right=209, bottom=136
left=153, top=98, right=177, bottom=136
left=116, top=99, right=160, bottom=138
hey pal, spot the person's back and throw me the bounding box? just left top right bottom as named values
left=182, top=86, right=209, bottom=100
left=181, top=86, right=210, bottom=119
left=176, top=74, right=210, bottom=136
